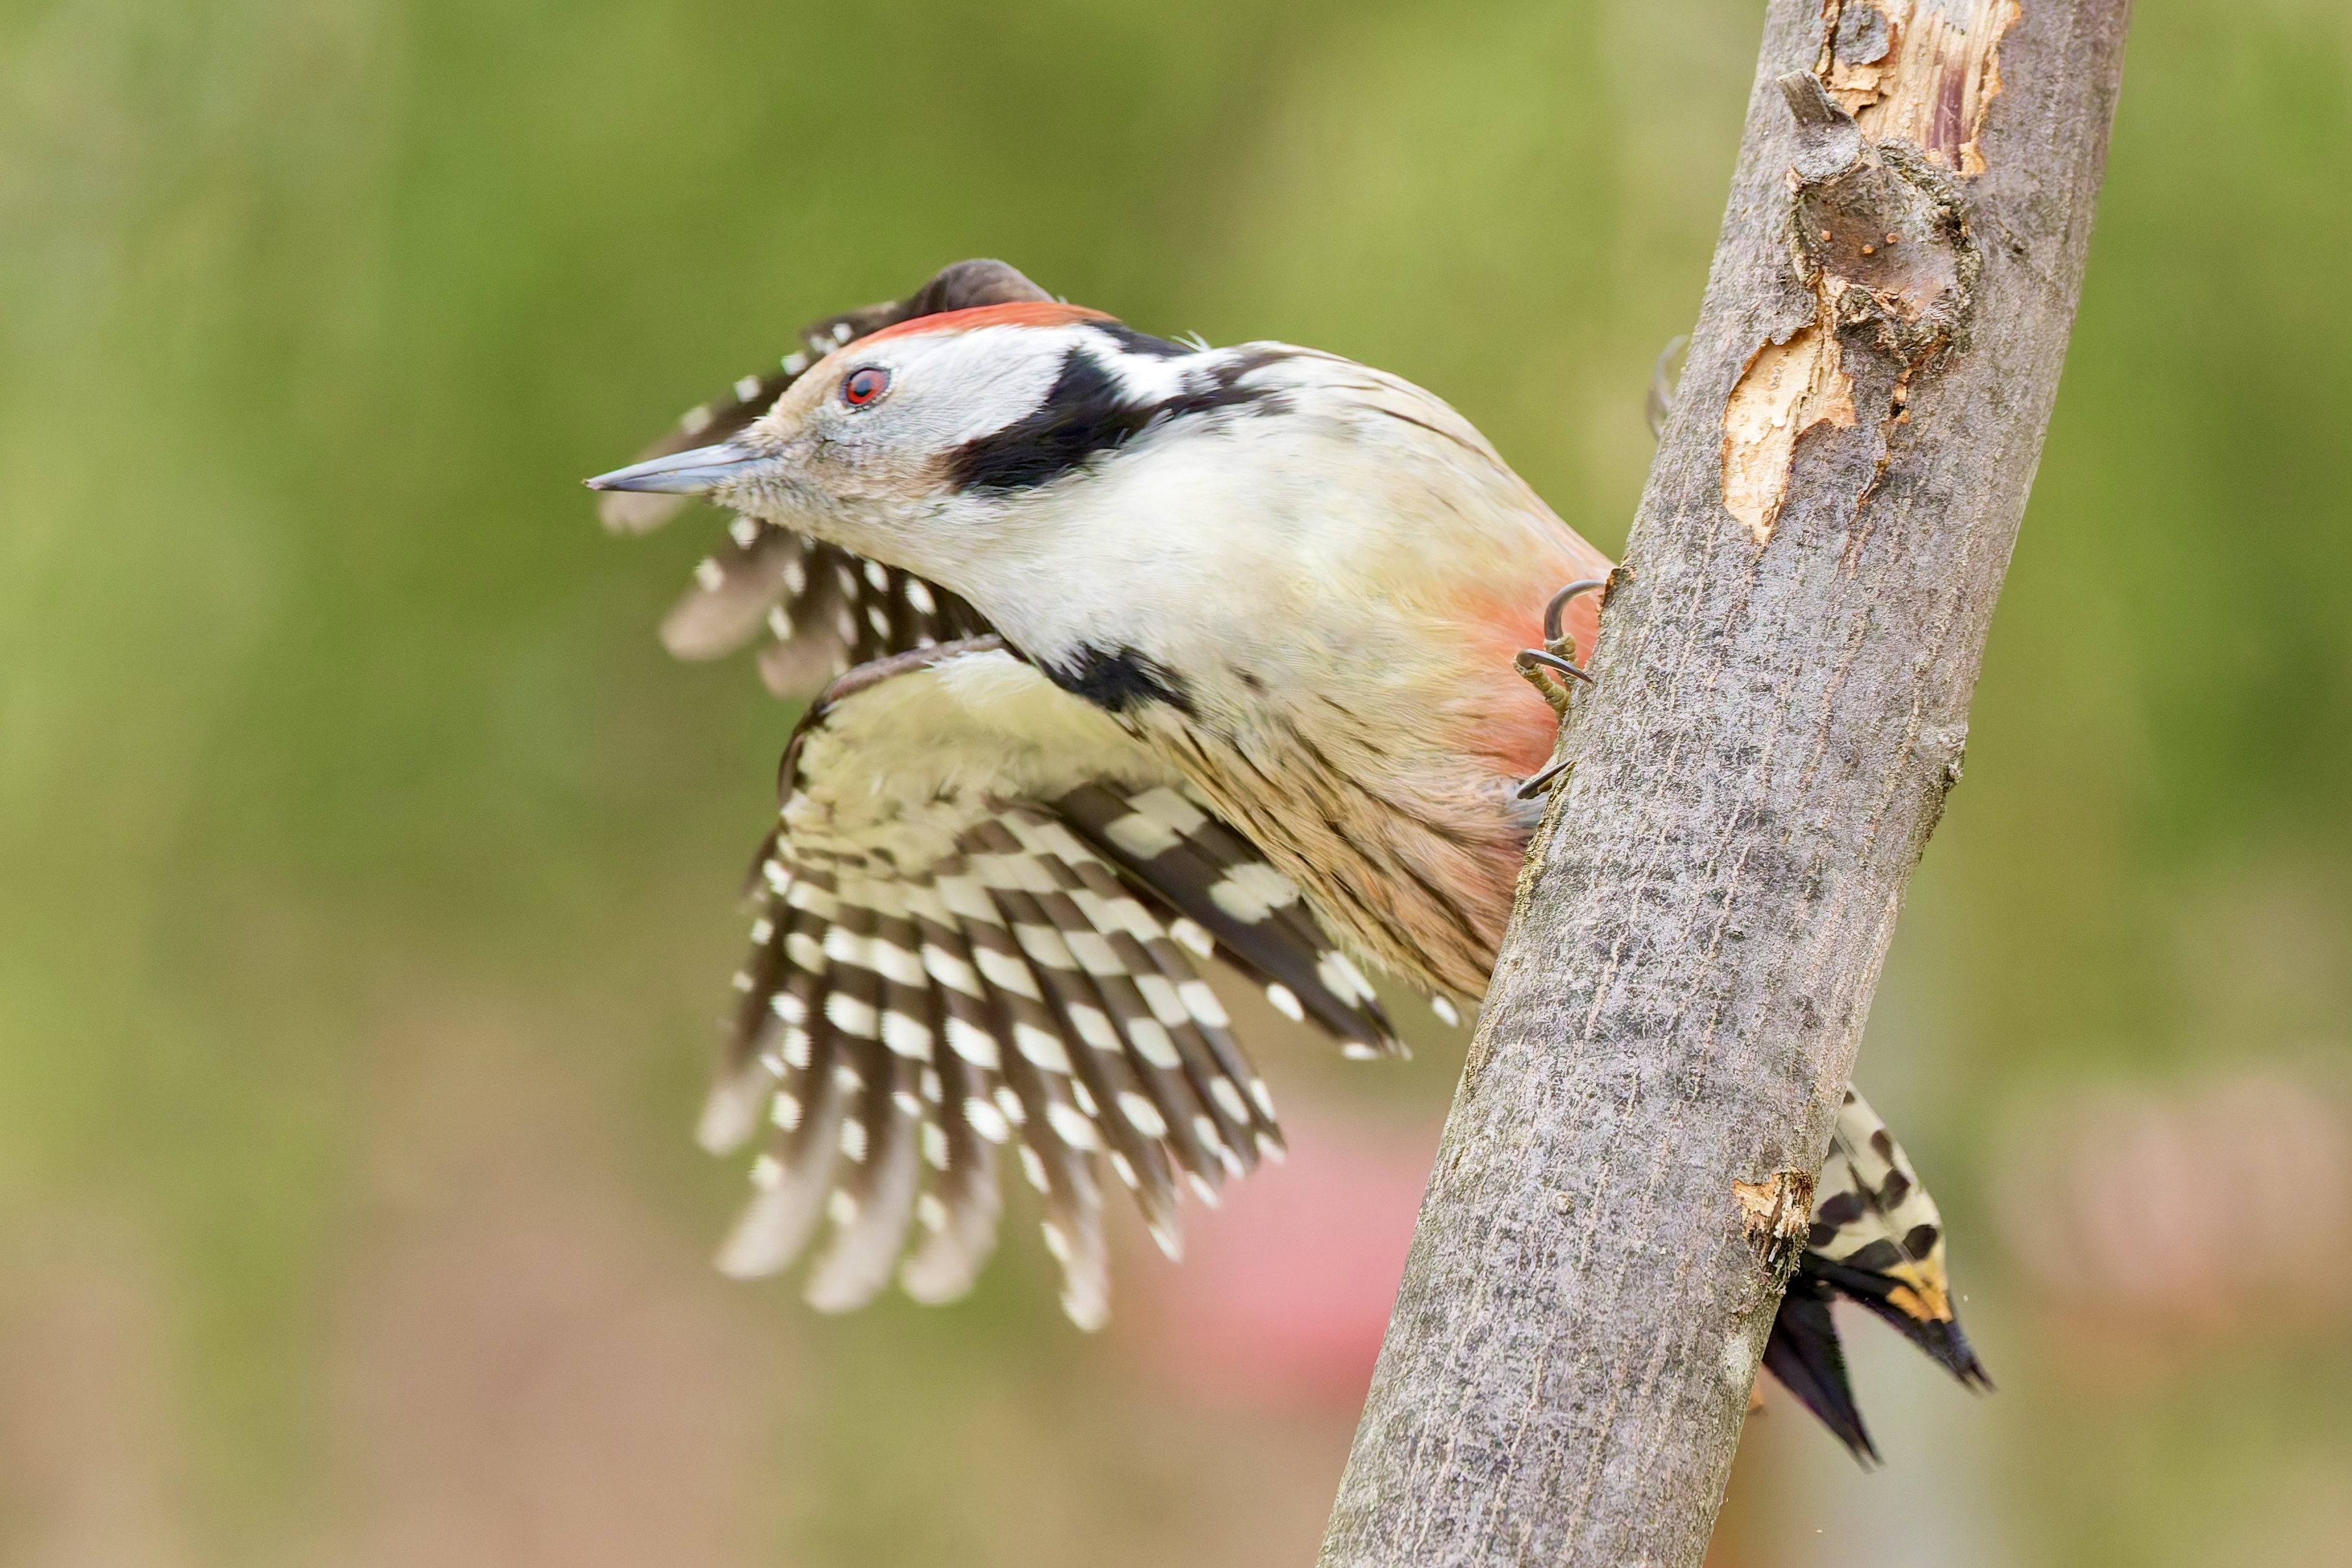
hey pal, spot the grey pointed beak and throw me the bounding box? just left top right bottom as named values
left=584, top=439, right=764, bottom=496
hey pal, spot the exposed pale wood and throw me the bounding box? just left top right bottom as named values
left=1317, top=3, right=2130, bottom=1563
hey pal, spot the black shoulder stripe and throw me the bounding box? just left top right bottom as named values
left=1042, top=643, right=1194, bottom=716
left=1090, top=321, right=1194, bottom=359
left=1151, top=346, right=1297, bottom=422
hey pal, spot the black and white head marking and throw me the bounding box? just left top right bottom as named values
left=945, top=329, right=1295, bottom=496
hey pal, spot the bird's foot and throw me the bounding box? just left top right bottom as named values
left=1514, top=578, right=1604, bottom=713
left=1514, top=578, right=1606, bottom=800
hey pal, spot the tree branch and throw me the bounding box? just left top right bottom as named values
left=1318, top=3, right=2131, bottom=1563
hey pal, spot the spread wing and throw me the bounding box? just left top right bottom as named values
left=599, top=260, right=1042, bottom=696
left=1766, top=1086, right=1991, bottom=1463
left=700, top=640, right=1401, bottom=1326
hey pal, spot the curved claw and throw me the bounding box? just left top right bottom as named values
left=1514, top=647, right=1594, bottom=686
left=1514, top=756, right=1572, bottom=801
left=1542, top=578, right=1609, bottom=652
left=1520, top=579, right=1606, bottom=691
left=1516, top=577, right=1610, bottom=796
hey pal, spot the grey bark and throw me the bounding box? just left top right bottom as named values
left=1318, top=4, right=2131, bottom=1565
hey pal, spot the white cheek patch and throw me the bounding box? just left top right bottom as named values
left=886, top=327, right=1080, bottom=453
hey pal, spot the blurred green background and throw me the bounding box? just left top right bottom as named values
left=4, top=1, right=2349, bottom=1563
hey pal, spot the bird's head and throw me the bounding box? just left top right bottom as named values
left=586, top=301, right=1259, bottom=601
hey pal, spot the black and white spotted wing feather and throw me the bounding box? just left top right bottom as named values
left=698, top=638, right=1398, bottom=1325
left=599, top=260, right=1038, bottom=696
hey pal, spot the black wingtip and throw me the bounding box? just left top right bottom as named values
left=1805, top=1255, right=1995, bottom=1393
left=1883, top=1309, right=1994, bottom=1393
left=1763, top=1276, right=1882, bottom=1467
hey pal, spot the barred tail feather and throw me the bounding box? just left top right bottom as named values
left=1806, top=1255, right=1992, bottom=1389
left=1761, top=1085, right=1991, bottom=1460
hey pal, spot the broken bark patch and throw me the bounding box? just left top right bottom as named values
left=1817, top=0, right=2022, bottom=175
left=1793, top=141, right=1974, bottom=364
left=1721, top=325, right=1857, bottom=545
left=1733, top=1167, right=1817, bottom=1277
left=1719, top=75, right=1981, bottom=545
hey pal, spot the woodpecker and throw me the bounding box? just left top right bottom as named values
left=589, top=260, right=1986, bottom=1462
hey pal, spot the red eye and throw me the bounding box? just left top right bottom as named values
left=840, top=366, right=890, bottom=407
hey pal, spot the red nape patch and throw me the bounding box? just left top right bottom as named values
left=860, top=301, right=1115, bottom=346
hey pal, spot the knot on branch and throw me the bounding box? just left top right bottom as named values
left=1778, top=71, right=1979, bottom=367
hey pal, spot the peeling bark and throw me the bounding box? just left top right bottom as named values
left=1318, top=4, right=2129, bottom=1565
left=1723, top=69, right=1980, bottom=551
left=1821, top=0, right=2023, bottom=175
left=1732, top=1167, right=1818, bottom=1271
left=1721, top=323, right=1855, bottom=544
